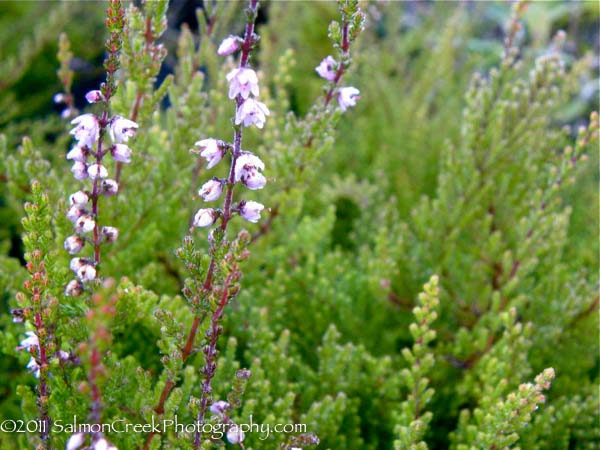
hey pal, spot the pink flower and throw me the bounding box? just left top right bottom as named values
left=315, top=55, right=337, bottom=81
left=226, top=67, right=259, bottom=100
left=217, top=35, right=241, bottom=56
left=101, top=179, right=119, bottom=196
left=240, top=201, right=264, bottom=223
left=199, top=179, right=224, bottom=202
left=85, top=90, right=105, bottom=103
left=101, top=226, right=119, bottom=243
left=64, top=235, right=85, bottom=254
left=27, top=357, right=40, bottom=378
left=66, top=145, right=88, bottom=162
left=75, top=215, right=96, bottom=233
left=69, top=191, right=89, bottom=206
left=18, top=331, right=39, bottom=351
left=70, top=114, right=100, bottom=148
left=226, top=425, right=245, bottom=444
left=234, top=153, right=266, bottom=190
left=209, top=400, right=230, bottom=415
left=71, top=162, right=88, bottom=180
left=65, top=279, right=83, bottom=297
left=192, top=139, right=224, bottom=169
left=67, top=204, right=86, bottom=222
left=111, top=144, right=132, bottom=163
left=109, top=116, right=138, bottom=143
left=77, top=264, right=97, bottom=282
left=193, top=208, right=217, bottom=228
left=235, top=98, right=270, bottom=128
left=338, top=87, right=360, bottom=112
left=87, top=163, right=108, bottom=180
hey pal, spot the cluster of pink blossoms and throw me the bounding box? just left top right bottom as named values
left=190, top=37, right=269, bottom=229
left=15, top=331, right=70, bottom=378
left=315, top=55, right=360, bottom=112
left=64, top=90, right=138, bottom=295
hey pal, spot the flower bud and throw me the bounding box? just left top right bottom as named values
left=67, top=204, right=87, bottom=223
left=87, top=163, right=108, bottom=180
left=209, top=400, right=230, bottom=415
left=199, top=179, right=224, bottom=202
left=101, top=179, right=119, bottom=196
left=193, top=208, right=217, bottom=228
left=75, top=215, right=96, bottom=233
left=69, top=191, right=90, bottom=206
left=85, top=90, right=105, bottom=103
left=101, top=226, right=119, bottom=243
left=217, top=35, right=241, bottom=56
left=77, top=264, right=97, bottom=282
left=111, top=144, right=132, bottom=163
left=66, top=145, right=89, bottom=162
left=64, top=235, right=85, bottom=254
left=239, top=200, right=264, bottom=223
left=71, top=162, right=88, bottom=180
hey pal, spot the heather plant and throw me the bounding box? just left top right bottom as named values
left=0, top=1, right=598, bottom=450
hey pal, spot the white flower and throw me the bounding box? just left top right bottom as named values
left=315, top=55, right=337, bottom=81
left=87, top=163, right=108, bottom=180
left=75, top=215, right=96, bottom=233
left=209, top=400, right=230, bottom=415
left=67, top=204, right=86, bottom=223
left=70, top=114, right=100, bottom=148
left=27, top=357, right=40, bottom=378
left=101, top=226, right=119, bottom=243
left=235, top=98, right=270, bottom=128
left=111, top=144, right=132, bottom=163
left=193, top=208, right=217, bottom=228
left=109, top=116, right=138, bottom=143
left=64, top=235, right=85, bottom=254
left=85, top=90, right=105, bottom=103
left=199, top=179, right=223, bottom=202
left=77, top=264, right=97, bottom=282
left=65, top=279, right=83, bottom=297
left=240, top=201, right=264, bottom=223
left=19, top=331, right=39, bottom=351
left=192, top=139, right=224, bottom=169
left=66, top=432, right=85, bottom=450
left=226, top=67, right=260, bottom=99
left=226, top=425, right=245, bottom=444
left=66, top=145, right=88, bottom=162
left=70, top=257, right=88, bottom=272
left=54, top=93, right=65, bottom=104
left=234, top=153, right=266, bottom=190
left=218, top=35, right=242, bottom=56
left=93, top=438, right=108, bottom=450
left=101, top=179, right=119, bottom=196
left=69, top=191, right=89, bottom=206
left=338, top=86, right=360, bottom=112
left=71, top=162, right=88, bottom=180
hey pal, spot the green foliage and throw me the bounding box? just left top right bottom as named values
left=0, top=1, right=598, bottom=449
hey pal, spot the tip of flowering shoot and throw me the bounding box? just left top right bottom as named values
left=109, top=116, right=138, bottom=143
left=239, top=200, right=265, bottom=223
left=235, top=98, right=270, bottom=128
left=338, top=86, right=360, bottom=112
left=85, top=90, right=106, bottom=103
left=193, top=208, right=217, bottom=228
left=218, top=35, right=242, bottom=56
left=227, top=67, right=260, bottom=100
left=315, top=55, right=337, bottom=81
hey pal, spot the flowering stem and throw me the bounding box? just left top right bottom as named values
left=34, top=311, right=51, bottom=449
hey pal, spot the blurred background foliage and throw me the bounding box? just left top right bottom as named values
left=0, top=1, right=598, bottom=449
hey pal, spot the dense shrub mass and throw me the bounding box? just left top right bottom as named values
left=0, top=1, right=598, bottom=449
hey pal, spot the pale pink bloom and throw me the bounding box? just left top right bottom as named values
left=240, top=201, right=264, bottom=223
left=111, top=144, right=132, bottom=163
left=193, top=208, right=217, bottom=228
left=226, top=67, right=259, bottom=99
left=64, top=235, right=85, bottom=254
left=226, top=425, right=245, bottom=444
left=338, top=87, right=360, bottom=112
left=235, top=98, right=270, bottom=128
left=66, top=433, right=85, bottom=450
left=217, top=35, right=241, bottom=56
left=18, top=331, right=39, bottom=351
left=93, top=438, right=110, bottom=450
left=69, top=191, right=89, bottom=206
left=87, top=163, right=108, bottom=180
left=199, top=179, right=223, bottom=202
left=101, top=179, right=119, bottom=196
left=109, top=116, right=138, bottom=143
left=192, top=139, right=223, bottom=169
left=315, top=55, right=337, bottom=81
left=77, top=264, right=97, bottom=282
left=101, top=226, right=119, bottom=243
left=61, top=108, right=74, bottom=119
left=209, top=400, right=230, bottom=415
left=67, top=204, right=86, bottom=223
left=70, top=114, right=100, bottom=148
left=66, top=145, right=88, bottom=162
left=85, top=90, right=105, bottom=103
left=27, top=357, right=40, bottom=378
left=71, top=162, right=88, bottom=180
left=56, top=350, right=70, bottom=361
left=75, top=215, right=96, bottom=234
left=65, top=279, right=83, bottom=297
left=54, top=93, right=65, bottom=104
left=234, top=153, right=266, bottom=190
left=70, top=257, right=89, bottom=272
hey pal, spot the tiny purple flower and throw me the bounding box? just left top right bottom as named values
left=235, top=98, right=270, bottom=128
left=27, top=357, right=41, bottom=378
left=199, top=179, right=224, bottom=202
left=101, top=179, right=119, bottom=196
left=111, top=144, right=132, bottom=163
left=315, top=55, right=337, bottom=81
left=240, top=201, right=264, bottom=223
left=70, top=114, right=100, bottom=148
left=77, top=264, right=97, bottom=282
left=67, top=204, right=87, bottom=223
left=64, top=235, right=85, bottom=254
left=338, top=86, right=360, bottom=112
left=87, top=163, right=108, bottom=180
left=18, top=331, right=39, bottom=351
left=85, top=90, right=106, bottom=103
left=101, top=226, right=119, bottom=243
left=226, top=67, right=260, bottom=100
left=234, top=153, right=266, bottom=190
left=109, top=116, right=138, bottom=143
left=209, top=400, right=230, bottom=415
left=66, top=145, right=88, bottom=162
left=65, top=279, right=83, bottom=297
left=192, top=139, right=224, bottom=169
left=71, top=162, right=89, bottom=180
left=75, top=215, right=96, bottom=234
left=193, top=208, right=217, bottom=228
left=226, top=425, right=245, bottom=444
left=69, top=191, right=90, bottom=206
left=217, top=35, right=242, bottom=56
